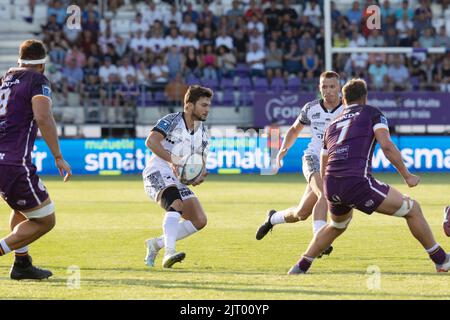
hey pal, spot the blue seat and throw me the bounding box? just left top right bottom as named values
left=253, top=77, right=269, bottom=91
left=286, top=77, right=301, bottom=92
left=235, top=77, right=253, bottom=91
left=270, top=77, right=286, bottom=92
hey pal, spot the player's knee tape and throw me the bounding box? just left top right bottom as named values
left=330, top=216, right=352, bottom=229
left=160, top=187, right=182, bottom=212
left=393, top=196, right=414, bottom=217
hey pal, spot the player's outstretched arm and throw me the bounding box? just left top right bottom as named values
left=276, top=121, right=304, bottom=168
left=374, top=128, right=419, bottom=188
left=32, top=96, right=72, bottom=182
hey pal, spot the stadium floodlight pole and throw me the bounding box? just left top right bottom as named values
left=324, top=0, right=333, bottom=71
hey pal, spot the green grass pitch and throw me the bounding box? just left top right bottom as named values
left=0, top=173, right=449, bottom=300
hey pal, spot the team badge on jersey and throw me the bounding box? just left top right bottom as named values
left=42, top=85, right=51, bottom=98
left=156, top=119, right=171, bottom=132
left=380, top=115, right=388, bottom=126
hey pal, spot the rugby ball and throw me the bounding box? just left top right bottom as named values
left=178, top=153, right=204, bottom=185
left=443, top=206, right=450, bottom=237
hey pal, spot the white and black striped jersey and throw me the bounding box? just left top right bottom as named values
left=296, top=99, right=343, bottom=157
left=148, top=112, right=209, bottom=169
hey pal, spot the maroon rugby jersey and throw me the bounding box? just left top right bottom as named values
left=323, top=104, right=389, bottom=177
left=0, top=68, right=52, bottom=166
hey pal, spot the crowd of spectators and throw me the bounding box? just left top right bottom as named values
left=40, top=0, right=450, bottom=115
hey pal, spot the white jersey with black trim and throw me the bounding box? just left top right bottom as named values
left=147, top=112, right=209, bottom=169
left=297, top=99, right=343, bottom=157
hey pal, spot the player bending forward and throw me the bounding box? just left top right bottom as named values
left=288, top=78, right=450, bottom=274
left=0, top=40, right=72, bottom=280
left=256, top=71, right=343, bottom=257
left=142, top=85, right=212, bottom=268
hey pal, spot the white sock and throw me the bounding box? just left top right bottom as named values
left=163, top=211, right=181, bottom=254
left=270, top=211, right=287, bottom=225
left=155, top=220, right=199, bottom=249
left=426, top=243, right=440, bottom=253
left=176, top=220, right=198, bottom=240
left=313, top=220, right=328, bottom=235
left=0, top=239, right=11, bottom=255
left=15, top=246, right=28, bottom=254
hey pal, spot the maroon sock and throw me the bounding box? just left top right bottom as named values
left=298, top=256, right=313, bottom=272
left=429, top=246, right=446, bottom=265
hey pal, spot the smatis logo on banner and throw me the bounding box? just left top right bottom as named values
left=264, top=95, right=300, bottom=125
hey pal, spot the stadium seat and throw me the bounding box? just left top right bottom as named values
left=270, top=77, right=286, bottom=92
left=186, top=75, right=201, bottom=86
left=220, top=78, right=234, bottom=91
left=253, top=77, right=269, bottom=91
left=286, top=77, right=301, bottom=92
left=154, top=91, right=166, bottom=105
left=235, top=77, right=253, bottom=91
left=202, top=78, right=220, bottom=90
left=235, top=63, right=250, bottom=78
left=13, top=4, right=31, bottom=19
left=112, top=19, right=131, bottom=35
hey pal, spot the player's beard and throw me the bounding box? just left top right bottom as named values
left=193, top=110, right=207, bottom=122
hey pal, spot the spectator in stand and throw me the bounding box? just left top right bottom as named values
left=165, top=73, right=189, bottom=110
left=183, top=31, right=200, bottom=50
left=303, top=0, right=322, bottom=28
left=247, top=15, right=265, bottom=35
left=141, top=1, right=159, bottom=27
left=180, top=14, right=198, bottom=37
left=248, top=28, right=265, bottom=54
left=98, top=26, right=116, bottom=54
left=47, top=0, right=67, bottom=26
left=298, top=31, right=317, bottom=54
left=150, top=57, right=169, bottom=90
left=45, top=63, right=63, bottom=101
left=437, top=57, right=450, bottom=92
left=83, top=56, right=99, bottom=78
left=131, top=12, right=149, bottom=34
left=233, top=24, right=249, bottom=63
left=280, top=0, right=298, bottom=21
left=103, top=43, right=121, bottom=65
left=80, top=75, right=101, bottom=106
left=136, top=60, right=150, bottom=87
left=419, top=27, right=435, bottom=48
left=399, top=28, right=417, bottom=47
left=384, top=28, right=399, bottom=47
left=348, top=30, right=367, bottom=48
left=147, top=26, right=166, bottom=54
left=115, top=35, right=129, bottom=57
left=347, top=50, right=369, bottom=78
left=346, top=1, right=362, bottom=26
left=82, top=11, right=100, bottom=34
left=247, top=42, right=266, bottom=78
left=418, top=57, right=438, bottom=91
left=215, top=28, right=233, bottom=50
left=62, top=58, right=84, bottom=105
left=334, top=29, right=350, bottom=47
left=381, top=0, right=395, bottom=21
left=368, top=55, right=388, bottom=90
left=283, top=39, right=303, bottom=78
left=302, top=47, right=320, bottom=78
left=79, top=30, right=96, bottom=58
left=184, top=46, right=202, bottom=79
left=264, top=1, right=281, bottom=33
left=265, top=40, right=283, bottom=80
left=117, top=56, right=137, bottom=83
left=201, top=44, right=218, bottom=81
left=414, top=5, right=432, bottom=36
left=165, top=45, right=185, bottom=80
left=245, top=0, right=263, bottom=20
left=100, top=74, right=122, bottom=110
left=64, top=44, right=86, bottom=68
left=217, top=45, right=236, bottom=80
left=183, top=2, right=200, bottom=23
left=165, top=27, right=184, bottom=50
left=99, top=57, right=118, bottom=84
left=395, top=11, right=413, bottom=41
left=330, top=1, right=342, bottom=21
left=435, top=26, right=450, bottom=47
left=164, top=4, right=182, bottom=28
left=387, top=55, right=410, bottom=91
left=130, top=29, right=147, bottom=55
left=199, top=27, right=215, bottom=51
left=107, top=0, right=124, bottom=16
left=396, top=0, right=414, bottom=20
left=82, top=3, right=100, bottom=22
left=226, top=0, right=243, bottom=27
left=367, top=29, right=386, bottom=47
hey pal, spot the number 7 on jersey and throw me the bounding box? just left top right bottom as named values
left=336, top=119, right=351, bottom=145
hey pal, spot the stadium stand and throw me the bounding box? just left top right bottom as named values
left=1, top=0, right=449, bottom=136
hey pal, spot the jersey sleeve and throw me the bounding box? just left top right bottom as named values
left=151, top=113, right=177, bottom=137
left=371, top=108, right=389, bottom=132
left=297, top=103, right=311, bottom=125
left=31, top=73, right=52, bottom=102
